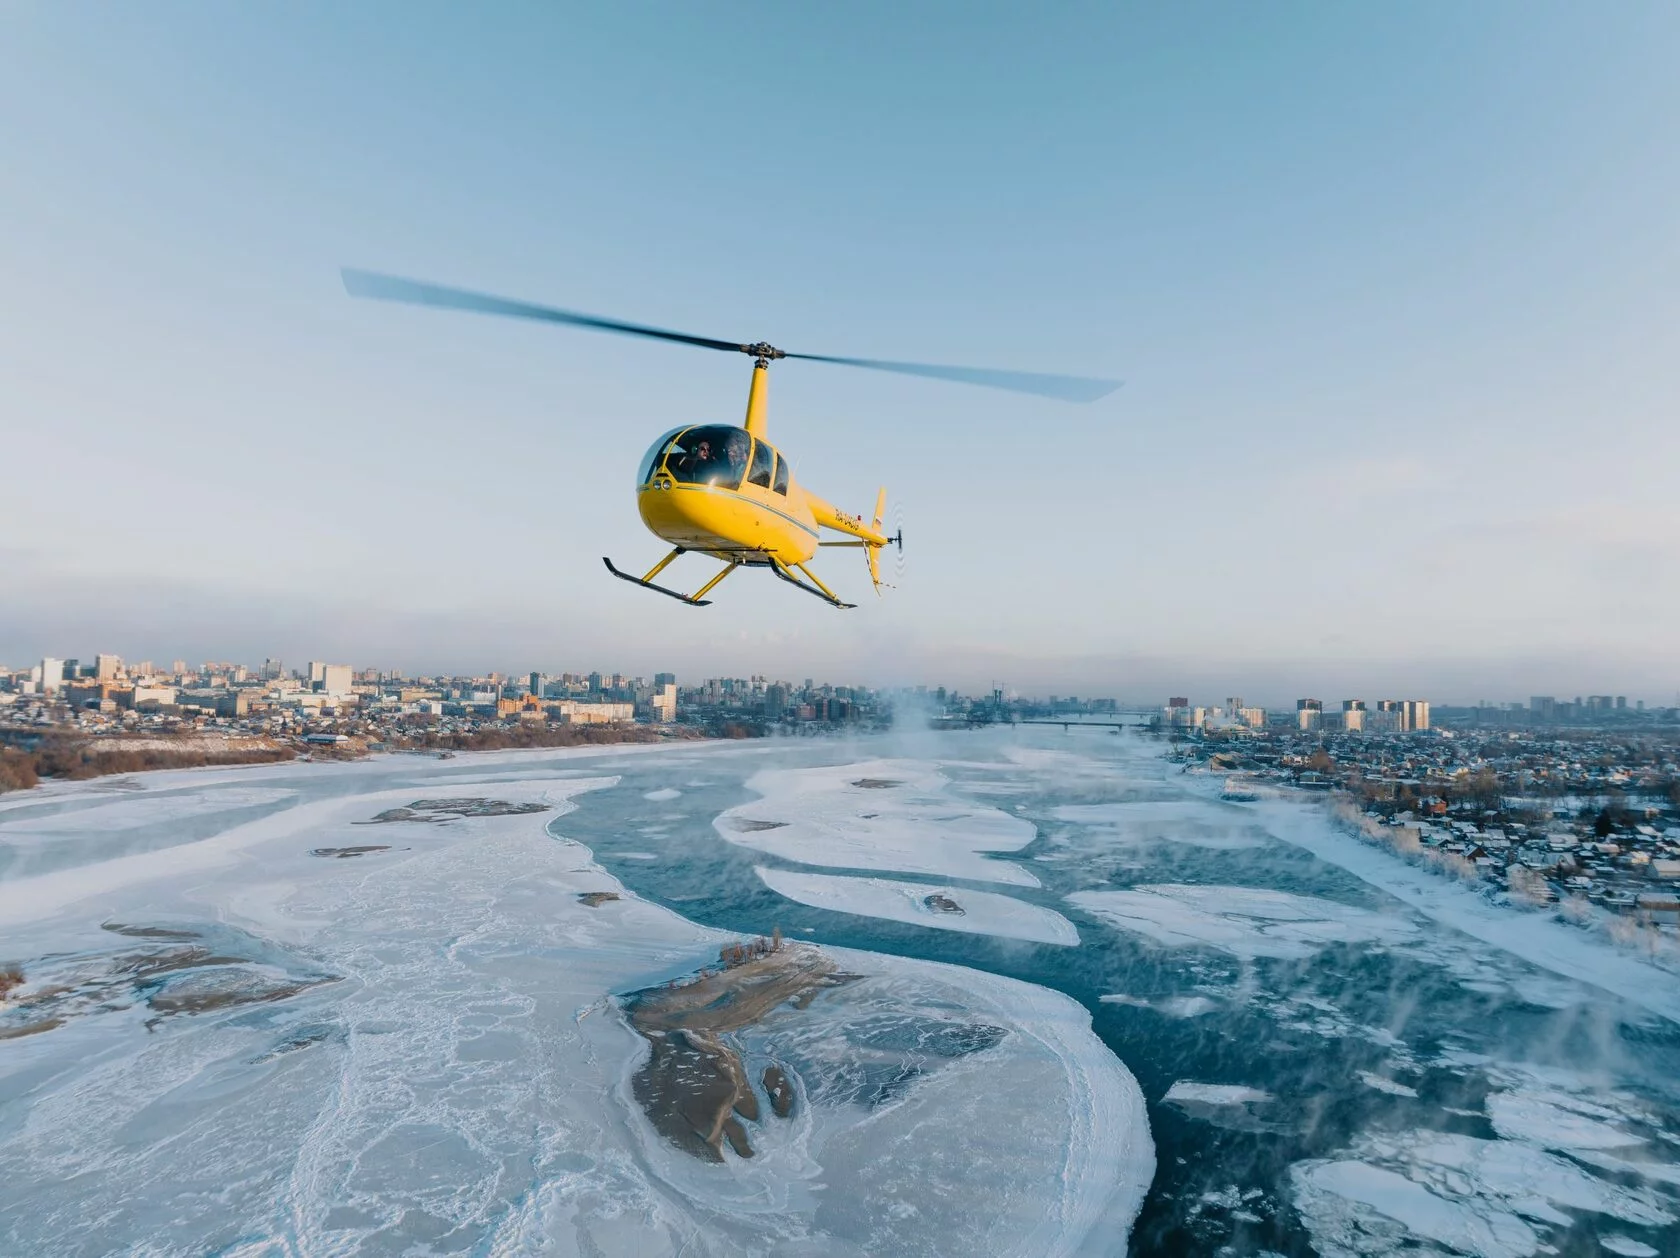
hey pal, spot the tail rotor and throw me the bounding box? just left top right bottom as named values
left=866, top=488, right=904, bottom=595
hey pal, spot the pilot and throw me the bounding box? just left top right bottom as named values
left=725, top=431, right=749, bottom=477
left=673, top=437, right=710, bottom=481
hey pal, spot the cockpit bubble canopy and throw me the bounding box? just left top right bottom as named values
left=644, top=425, right=773, bottom=492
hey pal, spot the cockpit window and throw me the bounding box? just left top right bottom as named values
left=661, top=425, right=750, bottom=489
left=772, top=451, right=789, bottom=495
left=639, top=428, right=684, bottom=486
left=747, top=438, right=774, bottom=489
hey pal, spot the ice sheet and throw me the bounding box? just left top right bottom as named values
left=1068, top=884, right=1418, bottom=959
left=716, top=759, right=1040, bottom=887
left=756, top=866, right=1079, bottom=946
left=0, top=752, right=1150, bottom=1256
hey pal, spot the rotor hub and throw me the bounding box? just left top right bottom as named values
left=742, top=341, right=785, bottom=364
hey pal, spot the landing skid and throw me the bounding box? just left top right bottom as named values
left=602, top=556, right=715, bottom=606
left=770, top=559, right=856, bottom=609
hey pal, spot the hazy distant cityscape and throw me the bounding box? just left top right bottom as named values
left=7, top=651, right=1679, bottom=927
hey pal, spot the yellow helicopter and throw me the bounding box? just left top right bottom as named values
left=344, top=270, right=1119, bottom=608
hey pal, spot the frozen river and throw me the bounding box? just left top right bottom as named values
left=2, top=727, right=1678, bottom=1256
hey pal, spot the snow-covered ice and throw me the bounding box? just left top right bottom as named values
left=716, top=759, right=1041, bottom=886
left=1068, top=884, right=1418, bottom=959
left=756, top=866, right=1080, bottom=946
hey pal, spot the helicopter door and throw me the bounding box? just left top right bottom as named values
left=747, top=439, right=774, bottom=489
left=772, top=452, right=789, bottom=495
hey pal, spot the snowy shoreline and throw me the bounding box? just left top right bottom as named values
left=1177, top=773, right=1680, bottom=1024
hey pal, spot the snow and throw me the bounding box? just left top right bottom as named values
left=715, top=759, right=1041, bottom=887
left=1164, top=1082, right=1272, bottom=1105
left=642, top=788, right=682, bottom=801
left=756, top=866, right=1080, bottom=946
left=1068, top=884, right=1418, bottom=959
left=0, top=750, right=1150, bottom=1256
left=1242, top=797, right=1680, bottom=1025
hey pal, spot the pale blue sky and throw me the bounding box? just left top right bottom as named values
left=3, top=3, right=1677, bottom=703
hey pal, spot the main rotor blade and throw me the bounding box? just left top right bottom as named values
left=784, top=352, right=1121, bottom=403
left=342, top=269, right=748, bottom=354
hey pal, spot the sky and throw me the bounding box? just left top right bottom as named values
left=3, top=3, right=1678, bottom=705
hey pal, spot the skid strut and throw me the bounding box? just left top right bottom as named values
left=602, top=550, right=739, bottom=606
left=770, top=558, right=856, bottom=609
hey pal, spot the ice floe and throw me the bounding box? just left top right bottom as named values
left=1600, top=1235, right=1660, bottom=1256
left=715, top=759, right=1040, bottom=887
left=642, top=788, right=682, bottom=802
left=1165, top=1082, right=1273, bottom=1105
left=1068, top=884, right=1417, bottom=959
left=1292, top=1128, right=1675, bottom=1257
left=755, top=866, right=1079, bottom=946
left=1358, top=1071, right=1419, bottom=1098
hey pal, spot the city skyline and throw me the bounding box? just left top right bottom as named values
left=6, top=645, right=1677, bottom=715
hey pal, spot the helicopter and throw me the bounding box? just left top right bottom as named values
left=343, top=270, right=1119, bottom=608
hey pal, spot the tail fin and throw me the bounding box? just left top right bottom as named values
left=868, top=487, right=887, bottom=594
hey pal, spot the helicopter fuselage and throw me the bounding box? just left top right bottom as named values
left=636, top=423, right=866, bottom=565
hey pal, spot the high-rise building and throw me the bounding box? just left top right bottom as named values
left=95, top=653, right=123, bottom=682
left=1341, top=700, right=1366, bottom=733
left=652, top=682, right=678, bottom=723
left=37, top=658, right=64, bottom=693
left=307, top=661, right=328, bottom=687
left=1168, top=696, right=1190, bottom=709
left=655, top=672, right=676, bottom=688
left=1401, top=699, right=1430, bottom=732
left=530, top=671, right=547, bottom=698
left=1297, top=699, right=1322, bottom=732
